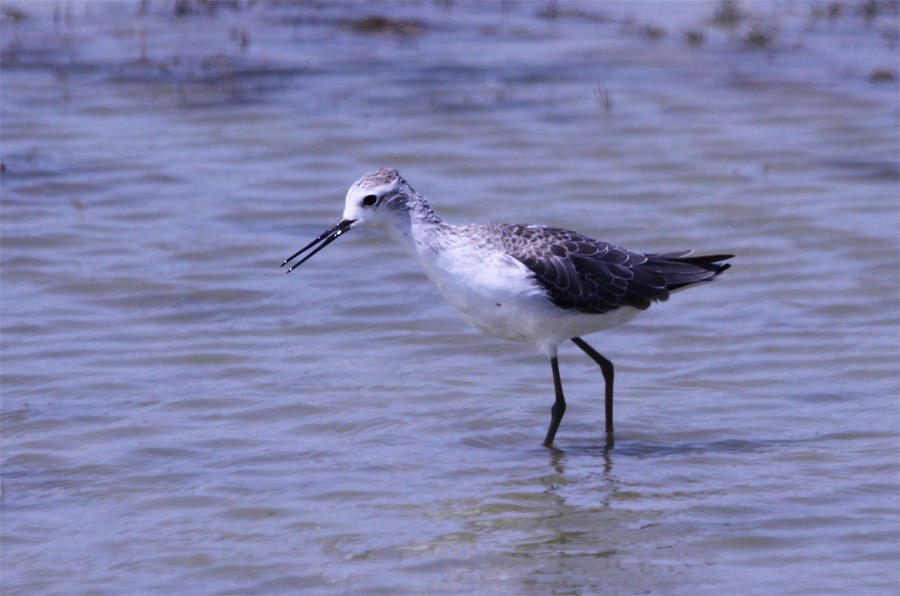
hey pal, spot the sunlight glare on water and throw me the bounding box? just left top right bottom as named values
left=2, top=1, right=898, bottom=594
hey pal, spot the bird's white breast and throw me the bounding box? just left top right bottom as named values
left=406, top=228, right=635, bottom=355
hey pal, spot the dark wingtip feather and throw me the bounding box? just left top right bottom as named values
left=674, top=254, right=734, bottom=266
left=661, top=254, right=732, bottom=291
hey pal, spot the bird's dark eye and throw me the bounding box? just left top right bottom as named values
left=362, top=194, right=378, bottom=207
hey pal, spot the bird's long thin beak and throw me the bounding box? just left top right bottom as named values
left=281, top=218, right=355, bottom=273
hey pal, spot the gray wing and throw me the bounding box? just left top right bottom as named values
left=494, top=224, right=732, bottom=315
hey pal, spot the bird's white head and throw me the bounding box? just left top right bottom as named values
left=281, top=169, right=440, bottom=273
left=341, top=168, right=408, bottom=231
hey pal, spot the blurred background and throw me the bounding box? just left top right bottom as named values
left=2, top=1, right=898, bottom=594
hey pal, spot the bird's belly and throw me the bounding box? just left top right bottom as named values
left=455, top=291, right=639, bottom=355
left=417, top=248, right=639, bottom=355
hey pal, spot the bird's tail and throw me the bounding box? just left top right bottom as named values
left=644, top=251, right=732, bottom=291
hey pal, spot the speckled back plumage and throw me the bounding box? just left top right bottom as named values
left=459, top=223, right=731, bottom=315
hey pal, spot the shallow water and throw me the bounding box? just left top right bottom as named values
left=2, top=1, right=898, bottom=594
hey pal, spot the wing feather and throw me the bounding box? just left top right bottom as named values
left=485, top=224, right=731, bottom=315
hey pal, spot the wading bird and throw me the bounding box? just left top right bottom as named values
left=283, top=169, right=731, bottom=447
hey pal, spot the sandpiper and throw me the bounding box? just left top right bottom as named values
left=283, top=169, right=731, bottom=447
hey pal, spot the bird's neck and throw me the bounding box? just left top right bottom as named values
left=383, top=200, right=449, bottom=260
left=407, top=194, right=443, bottom=226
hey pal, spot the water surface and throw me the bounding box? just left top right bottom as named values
left=2, top=1, right=898, bottom=594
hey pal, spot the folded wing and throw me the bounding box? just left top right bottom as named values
left=499, top=225, right=732, bottom=314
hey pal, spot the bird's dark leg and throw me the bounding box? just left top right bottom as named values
left=543, top=356, right=566, bottom=448
left=571, top=337, right=614, bottom=435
